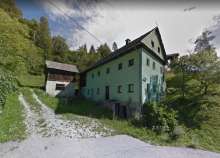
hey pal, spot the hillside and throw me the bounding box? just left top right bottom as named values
left=0, top=8, right=45, bottom=87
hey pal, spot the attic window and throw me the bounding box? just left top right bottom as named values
left=158, top=47, right=160, bottom=53
left=151, top=40, right=154, bottom=48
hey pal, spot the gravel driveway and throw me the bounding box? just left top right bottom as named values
left=0, top=135, right=220, bottom=158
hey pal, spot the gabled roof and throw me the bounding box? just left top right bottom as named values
left=46, top=60, right=79, bottom=73
left=82, top=27, right=167, bottom=73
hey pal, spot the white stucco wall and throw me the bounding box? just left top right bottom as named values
left=46, top=81, right=76, bottom=97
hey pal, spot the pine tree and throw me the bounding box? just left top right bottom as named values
left=112, top=41, right=118, bottom=51
left=89, top=45, right=96, bottom=54
left=36, top=16, right=52, bottom=59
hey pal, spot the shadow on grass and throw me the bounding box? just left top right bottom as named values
left=55, top=97, right=113, bottom=120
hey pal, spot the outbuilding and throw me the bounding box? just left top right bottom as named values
left=45, top=60, right=80, bottom=97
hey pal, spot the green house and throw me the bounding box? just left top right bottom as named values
left=81, top=27, right=167, bottom=117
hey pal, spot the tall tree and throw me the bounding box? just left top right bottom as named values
left=52, top=36, right=69, bottom=54
left=36, top=16, right=52, bottom=59
left=97, top=43, right=111, bottom=57
left=112, top=41, right=118, bottom=51
left=89, top=45, right=96, bottom=54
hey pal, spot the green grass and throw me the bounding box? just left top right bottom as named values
left=0, top=93, right=26, bottom=142
left=34, top=89, right=112, bottom=119
left=21, top=88, right=41, bottom=113
left=17, top=75, right=45, bottom=88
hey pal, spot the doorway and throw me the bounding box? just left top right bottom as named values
left=105, top=86, right=109, bottom=100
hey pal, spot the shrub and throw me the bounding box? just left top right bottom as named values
left=0, top=69, right=17, bottom=108
left=171, top=126, right=185, bottom=139
left=142, top=102, right=177, bottom=133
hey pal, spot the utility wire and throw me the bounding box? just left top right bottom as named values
left=45, top=0, right=103, bottom=44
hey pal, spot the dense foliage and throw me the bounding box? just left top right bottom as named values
left=143, top=102, right=177, bottom=133
left=0, top=69, right=17, bottom=109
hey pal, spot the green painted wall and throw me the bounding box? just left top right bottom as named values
left=141, top=48, right=165, bottom=104
left=82, top=48, right=142, bottom=107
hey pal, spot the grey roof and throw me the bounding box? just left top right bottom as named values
left=46, top=60, right=79, bottom=73
left=82, top=27, right=167, bottom=73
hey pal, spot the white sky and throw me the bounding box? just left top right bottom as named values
left=43, top=1, right=220, bottom=56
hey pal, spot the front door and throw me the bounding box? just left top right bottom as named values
left=105, top=86, right=109, bottom=100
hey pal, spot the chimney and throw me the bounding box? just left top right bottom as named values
left=125, top=38, right=131, bottom=45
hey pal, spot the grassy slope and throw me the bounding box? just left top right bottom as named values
left=0, top=9, right=45, bottom=87
left=0, top=93, right=26, bottom=142
left=166, top=72, right=220, bottom=152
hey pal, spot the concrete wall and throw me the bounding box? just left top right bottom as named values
left=82, top=48, right=142, bottom=108
left=46, top=80, right=76, bottom=97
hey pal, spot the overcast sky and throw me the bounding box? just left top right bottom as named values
left=16, top=0, right=220, bottom=56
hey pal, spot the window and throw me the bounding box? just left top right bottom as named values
left=158, top=47, right=160, bottom=53
left=151, top=40, right=154, bottom=48
left=106, top=68, right=110, bottom=74
left=97, top=88, right=100, bottom=95
left=118, top=85, right=122, bottom=93
left=92, top=73, right=94, bottom=79
left=55, top=84, right=65, bottom=90
left=97, top=71, right=100, bottom=77
left=118, top=63, right=123, bottom=70
left=87, top=89, right=90, bottom=95
left=160, top=67, right=163, bottom=74
left=153, top=62, right=156, bottom=70
left=128, top=59, right=134, bottom=67
left=128, top=84, right=134, bottom=93
left=146, top=58, right=150, bottom=66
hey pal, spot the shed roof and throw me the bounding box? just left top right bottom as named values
left=46, top=60, right=79, bottom=73
left=82, top=27, right=167, bottom=73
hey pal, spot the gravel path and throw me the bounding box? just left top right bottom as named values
left=19, top=92, right=112, bottom=139
left=0, top=135, right=220, bottom=158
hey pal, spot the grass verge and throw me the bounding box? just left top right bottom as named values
left=0, top=93, right=26, bottom=142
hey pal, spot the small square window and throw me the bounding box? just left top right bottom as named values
left=151, top=40, right=154, bottom=48
left=128, top=59, right=134, bottom=67
left=146, top=58, right=150, bottom=66
left=97, top=71, right=100, bottom=77
left=158, top=47, right=160, bottom=53
left=118, top=85, right=122, bottom=93
left=153, top=62, right=156, bottom=70
left=118, top=63, right=123, bottom=70
left=97, top=88, right=100, bottom=95
left=160, top=67, right=163, bottom=74
left=106, top=68, right=110, bottom=74
left=56, top=84, right=65, bottom=90
left=128, top=84, right=134, bottom=93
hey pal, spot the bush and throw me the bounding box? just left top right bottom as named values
left=0, top=69, right=17, bottom=108
left=171, top=126, right=185, bottom=139
left=142, top=102, right=177, bottom=133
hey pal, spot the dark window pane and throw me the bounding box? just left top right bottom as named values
left=118, top=85, right=122, bottom=93
left=128, top=59, right=134, bottom=67
left=55, top=84, right=65, bottom=90
left=128, top=84, right=134, bottom=93
left=151, top=40, right=154, bottom=48
left=106, top=68, right=110, bottom=74
left=118, top=63, right=123, bottom=70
